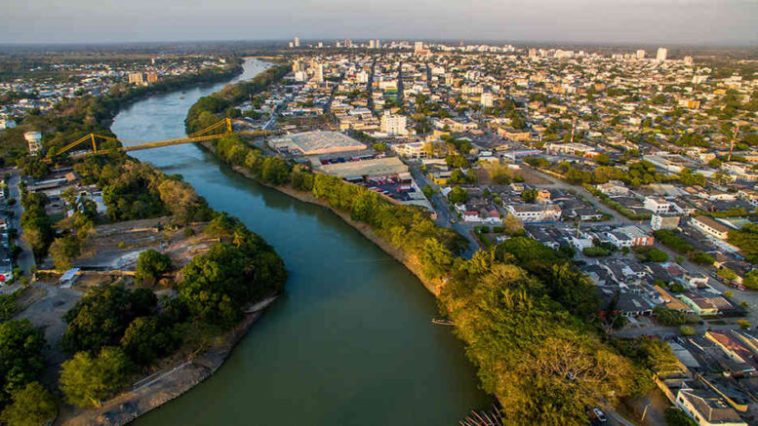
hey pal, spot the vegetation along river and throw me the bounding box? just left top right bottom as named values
left=111, top=57, right=488, bottom=425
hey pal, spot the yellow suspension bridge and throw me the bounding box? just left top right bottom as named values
left=46, top=118, right=272, bottom=160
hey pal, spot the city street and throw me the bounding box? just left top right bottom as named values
left=4, top=168, right=35, bottom=276
left=408, top=163, right=481, bottom=258
left=528, top=166, right=758, bottom=327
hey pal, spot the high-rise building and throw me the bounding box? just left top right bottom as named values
left=375, top=39, right=381, bottom=49
left=293, top=37, right=300, bottom=48
left=369, top=40, right=376, bottom=49
left=636, top=49, right=646, bottom=60
left=656, top=47, right=668, bottom=62
left=344, top=39, right=353, bottom=48
left=314, top=63, right=324, bottom=83
left=146, top=72, right=159, bottom=84
left=414, top=41, right=424, bottom=53
left=683, top=56, right=694, bottom=66
left=380, top=112, right=408, bottom=136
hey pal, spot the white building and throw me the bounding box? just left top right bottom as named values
left=24, top=131, right=42, bottom=156
left=391, top=142, right=427, bottom=159
left=636, top=49, right=646, bottom=60
left=313, top=63, right=324, bottom=83
left=293, top=37, right=300, bottom=48
left=506, top=204, right=562, bottom=223
left=480, top=92, right=494, bottom=108
left=656, top=47, right=668, bottom=62
left=675, top=388, right=747, bottom=426
left=691, top=216, right=730, bottom=240
left=651, top=214, right=681, bottom=231
left=606, top=226, right=654, bottom=248
left=356, top=70, right=369, bottom=84
left=380, top=112, right=408, bottom=136
left=644, top=197, right=672, bottom=214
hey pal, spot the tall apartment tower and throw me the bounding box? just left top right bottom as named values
left=636, top=49, right=646, bottom=60
left=656, top=47, right=668, bottom=62
left=314, top=63, right=324, bottom=83
left=293, top=37, right=300, bottom=48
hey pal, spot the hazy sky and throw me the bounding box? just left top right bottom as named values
left=1, top=0, right=756, bottom=45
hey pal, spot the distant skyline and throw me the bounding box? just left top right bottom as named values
left=2, top=0, right=757, bottom=46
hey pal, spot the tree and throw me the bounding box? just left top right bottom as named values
left=135, top=249, right=172, bottom=285
left=744, top=270, right=758, bottom=290
left=419, top=238, right=453, bottom=279
left=49, top=236, right=81, bottom=270
left=120, top=317, right=181, bottom=365
left=445, top=154, right=468, bottom=168
left=503, top=214, right=524, bottom=236
left=521, top=188, right=538, bottom=203
left=0, top=320, right=46, bottom=406
left=0, top=382, right=57, bottom=426
left=717, top=267, right=738, bottom=282
left=0, top=293, right=16, bottom=322
left=157, top=178, right=211, bottom=224
left=59, top=347, right=131, bottom=408
left=260, top=157, right=290, bottom=185
left=62, top=285, right=157, bottom=354
left=448, top=186, right=468, bottom=205
left=441, top=263, right=635, bottom=425
left=728, top=224, right=758, bottom=264
left=634, top=247, right=668, bottom=263
left=179, top=243, right=263, bottom=327
left=664, top=408, right=697, bottom=426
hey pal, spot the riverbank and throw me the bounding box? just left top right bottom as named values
left=107, top=56, right=489, bottom=425
left=43, top=60, right=287, bottom=426
left=61, top=297, right=277, bottom=426
left=217, top=155, right=445, bottom=295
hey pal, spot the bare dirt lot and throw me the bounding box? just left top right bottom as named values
left=75, top=217, right=216, bottom=271
left=15, top=282, right=83, bottom=386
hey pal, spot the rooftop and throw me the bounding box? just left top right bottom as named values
left=317, top=156, right=409, bottom=179
left=270, top=131, right=367, bottom=156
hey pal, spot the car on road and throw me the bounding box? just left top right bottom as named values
left=590, top=408, right=607, bottom=425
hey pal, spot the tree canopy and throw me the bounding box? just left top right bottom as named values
left=59, top=347, right=132, bottom=408
left=0, top=320, right=46, bottom=407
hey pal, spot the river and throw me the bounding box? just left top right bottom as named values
left=111, top=57, right=488, bottom=425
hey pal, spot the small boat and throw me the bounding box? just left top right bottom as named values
left=432, top=318, right=454, bottom=326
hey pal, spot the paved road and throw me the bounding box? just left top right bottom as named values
left=524, top=165, right=635, bottom=226
left=5, top=169, right=35, bottom=276
left=408, top=164, right=480, bottom=258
